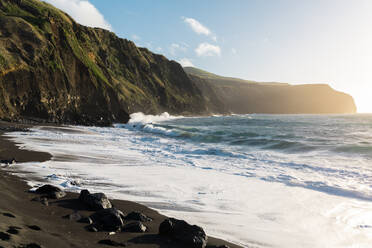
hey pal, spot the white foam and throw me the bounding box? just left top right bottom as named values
left=4, top=122, right=372, bottom=248
left=127, top=112, right=182, bottom=125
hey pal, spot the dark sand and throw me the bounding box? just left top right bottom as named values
left=0, top=121, right=243, bottom=248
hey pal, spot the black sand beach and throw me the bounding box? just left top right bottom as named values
left=0, top=121, right=242, bottom=248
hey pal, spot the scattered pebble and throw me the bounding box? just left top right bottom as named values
left=98, top=239, right=126, bottom=247
left=63, top=212, right=82, bottom=221
left=3, top=212, right=16, bottom=218
left=7, top=226, right=20, bottom=235
left=27, top=225, right=42, bottom=231
left=0, top=231, right=11, bottom=241
left=18, top=243, right=42, bottom=248
left=31, top=197, right=49, bottom=206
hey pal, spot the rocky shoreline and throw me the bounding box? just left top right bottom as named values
left=0, top=121, right=243, bottom=248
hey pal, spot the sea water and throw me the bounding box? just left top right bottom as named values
left=4, top=113, right=372, bottom=248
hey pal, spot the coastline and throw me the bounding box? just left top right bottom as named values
left=0, top=121, right=242, bottom=248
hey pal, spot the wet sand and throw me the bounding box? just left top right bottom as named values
left=0, top=121, right=243, bottom=248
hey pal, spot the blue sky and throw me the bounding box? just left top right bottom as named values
left=45, top=0, right=372, bottom=112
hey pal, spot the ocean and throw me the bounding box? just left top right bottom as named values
left=4, top=113, right=372, bottom=248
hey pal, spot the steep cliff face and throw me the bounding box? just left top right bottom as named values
left=185, top=67, right=357, bottom=114
left=0, top=0, right=206, bottom=125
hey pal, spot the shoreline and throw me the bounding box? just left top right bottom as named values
left=0, top=121, right=243, bottom=248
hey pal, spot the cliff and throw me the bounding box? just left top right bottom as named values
left=185, top=67, right=357, bottom=114
left=0, top=0, right=206, bottom=125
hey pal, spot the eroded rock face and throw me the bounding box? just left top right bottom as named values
left=78, top=190, right=112, bottom=210
left=0, top=0, right=207, bottom=126
left=159, top=218, right=208, bottom=248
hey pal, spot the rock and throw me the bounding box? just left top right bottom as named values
left=124, top=211, right=152, bottom=222
left=0, top=232, right=11, bottom=241
left=7, top=226, right=20, bottom=235
left=31, top=197, right=49, bottom=206
left=19, top=244, right=42, bottom=248
left=90, top=208, right=125, bottom=232
left=159, top=218, right=208, bottom=248
left=63, top=212, right=82, bottom=221
left=0, top=158, right=16, bottom=165
left=79, top=190, right=112, bottom=210
left=35, top=185, right=66, bottom=199
left=78, top=217, right=93, bottom=225
left=27, top=225, right=41, bottom=231
left=97, top=239, right=126, bottom=247
left=3, top=212, right=16, bottom=218
left=122, top=221, right=147, bottom=233
left=86, top=225, right=98, bottom=232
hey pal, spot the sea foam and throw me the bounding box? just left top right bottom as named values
left=4, top=113, right=372, bottom=248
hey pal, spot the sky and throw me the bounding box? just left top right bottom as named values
left=44, top=0, right=372, bottom=113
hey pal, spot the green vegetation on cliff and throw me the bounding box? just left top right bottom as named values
left=0, top=0, right=206, bottom=125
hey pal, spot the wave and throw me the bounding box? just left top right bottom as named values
left=128, top=112, right=182, bottom=124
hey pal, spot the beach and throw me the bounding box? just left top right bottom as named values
left=0, top=121, right=241, bottom=248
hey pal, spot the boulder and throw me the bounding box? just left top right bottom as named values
left=78, top=217, right=93, bottom=225
left=124, top=211, right=152, bottom=222
left=86, top=225, right=98, bottom=232
left=159, top=218, right=207, bottom=248
left=35, top=185, right=66, bottom=199
left=122, top=221, right=147, bottom=233
left=79, top=190, right=112, bottom=210
left=89, top=208, right=125, bottom=232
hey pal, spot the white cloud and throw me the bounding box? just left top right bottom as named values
left=169, top=43, right=187, bottom=56
left=231, top=48, right=237, bottom=54
left=44, top=0, right=112, bottom=30
left=178, top=58, right=194, bottom=67
left=183, top=17, right=211, bottom=36
left=195, top=43, right=221, bottom=57
left=183, top=17, right=217, bottom=41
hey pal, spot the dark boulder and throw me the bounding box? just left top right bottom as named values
left=86, top=225, right=98, bottom=232
left=124, top=211, right=152, bottom=222
left=78, top=217, right=93, bottom=225
left=159, top=218, right=207, bottom=248
left=79, top=190, right=112, bottom=210
left=122, top=221, right=147, bottom=233
left=35, top=185, right=66, bottom=199
left=90, top=208, right=125, bottom=232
